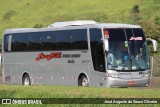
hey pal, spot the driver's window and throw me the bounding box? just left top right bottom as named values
left=90, top=28, right=106, bottom=72
left=95, top=43, right=105, bottom=72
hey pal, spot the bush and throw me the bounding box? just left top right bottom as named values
left=33, top=24, right=44, bottom=28
left=3, top=10, right=17, bottom=20
left=152, top=55, right=160, bottom=76
left=131, top=4, right=141, bottom=24
left=155, top=16, right=160, bottom=25
left=139, top=19, right=160, bottom=57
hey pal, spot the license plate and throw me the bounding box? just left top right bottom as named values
left=128, top=81, right=136, bottom=85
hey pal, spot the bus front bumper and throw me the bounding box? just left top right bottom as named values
left=106, top=77, right=150, bottom=88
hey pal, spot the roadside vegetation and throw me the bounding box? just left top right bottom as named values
left=0, top=85, right=160, bottom=107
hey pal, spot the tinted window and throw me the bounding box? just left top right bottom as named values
left=11, top=34, right=28, bottom=51
left=7, top=29, right=88, bottom=52
left=28, top=33, right=42, bottom=50
left=133, top=28, right=146, bottom=40
left=71, top=29, right=88, bottom=49
left=90, top=28, right=105, bottom=72
left=56, top=31, right=71, bottom=50
left=41, top=32, right=56, bottom=50
left=109, top=29, right=126, bottom=41
left=4, top=35, right=9, bottom=52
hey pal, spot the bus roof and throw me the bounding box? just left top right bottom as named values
left=93, top=23, right=141, bottom=28
left=48, top=20, right=97, bottom=28
left=3, top=20, right=142, bottom=34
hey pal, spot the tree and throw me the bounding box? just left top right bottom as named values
left=131, top=4, right=141, bottom=24
left=140, top=19, right=160, bottom=55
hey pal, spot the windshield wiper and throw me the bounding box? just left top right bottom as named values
left=130, top=58, right=142, bottom=70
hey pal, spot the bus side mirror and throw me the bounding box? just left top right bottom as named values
left=147, top=38, right=158, bottom=51
left=104, top=39, right=109, bottom=52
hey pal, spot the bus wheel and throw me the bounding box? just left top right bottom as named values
left=79, top=76, right=89, bottom=87
left=22, top=74, right=31, bottom=85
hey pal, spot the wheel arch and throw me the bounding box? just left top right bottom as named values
left=22, top=71, right=31, bottom=85
left=78, top=72, right=89, bottom=86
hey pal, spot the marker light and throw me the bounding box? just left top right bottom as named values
left=104, top=30, right=109, bottom=39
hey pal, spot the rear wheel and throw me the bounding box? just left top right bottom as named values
left=22, top=74, right=31, bottom=85
left=79, top=76, right=89, bottom=87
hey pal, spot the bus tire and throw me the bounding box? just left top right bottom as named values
left=22, top=74, right=31, bottom=85
left=79, top=76, right=89, bottom=87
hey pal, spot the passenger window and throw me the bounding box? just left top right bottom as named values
left=8, top=29, right=88, bottom=52
left=28, top=33, right=42, bottom=50
left=71, top=29, right=88, bottom=50
left=56, top=31, right=71, bottom=50
left=11, top=34, right=28, bottom=51
left=4, top=35, right=9, bottom=52
left=41, top=32, right=56, bottom=50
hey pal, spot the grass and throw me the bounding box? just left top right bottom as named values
left=1, top=85, right=160, bottom=98
left=0, top=85, right=160, bottom=107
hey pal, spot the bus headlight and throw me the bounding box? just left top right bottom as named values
left=140, top=71, right=150, bottom=77
left=108, top=73, right=119, bottom=78
left=144, top=73, right=150, bottom=77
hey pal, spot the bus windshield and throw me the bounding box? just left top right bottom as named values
left=106, top=28, right=150, bottom=71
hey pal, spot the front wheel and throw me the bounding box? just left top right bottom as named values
left=79, top=76, right=89, bottom=87
left=22, top=74, right=31, bottom=85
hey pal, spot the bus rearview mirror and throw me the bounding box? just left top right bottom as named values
left=147, top=38, right=158, bottom=51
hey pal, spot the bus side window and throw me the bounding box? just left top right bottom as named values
left=90, top=28, right=105, bottom=72
left=95, top=43, right=105, bottom=72
left=28, top=33, right=42, bottom=51
left=4, top=35, right=9, bottom=52
left=41, top=32, right=56, bottom=50
left=56, top=31, right=71, bottom=50
left=71, top=29, right=88, bottom=50
left=11, top=34, right=28, bottom=51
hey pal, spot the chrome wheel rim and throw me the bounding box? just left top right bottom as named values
left=24, top=77, right=30, bottom=85
left=82, top=78, right=88, bottom=86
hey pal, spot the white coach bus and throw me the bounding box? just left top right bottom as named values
left=2, top=20, right=157, bottom=87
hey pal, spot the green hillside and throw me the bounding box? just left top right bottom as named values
left=0, top=0, right=160, bottom=42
